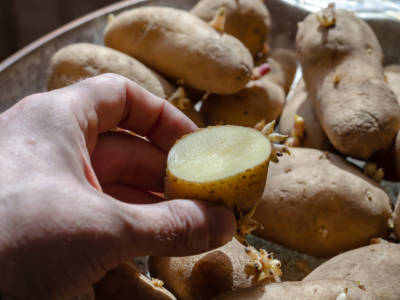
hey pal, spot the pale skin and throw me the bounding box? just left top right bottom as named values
left=0, top=74, right=236, bottom=299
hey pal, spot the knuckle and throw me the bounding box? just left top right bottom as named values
left=93, top=73, right=126, bottom=87
left=163, top=201, right=209, bottom=251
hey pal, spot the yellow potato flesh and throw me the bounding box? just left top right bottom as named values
left=165, top=126, right=271, bottom=212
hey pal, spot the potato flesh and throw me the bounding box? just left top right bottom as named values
left=165, top=126, right=271, bottom=212
left=168, top=126, right=271, bottom=182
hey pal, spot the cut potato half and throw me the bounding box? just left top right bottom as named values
left=165, top=125, right=271, bottom=213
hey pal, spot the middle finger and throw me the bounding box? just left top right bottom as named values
left=91, top=131, right=166, bottom=192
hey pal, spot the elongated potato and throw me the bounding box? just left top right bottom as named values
left=256, top=48, right=297, bottom=95
left=190, top=0, right=271, bottom=56
left=268, top=49, right=297, bottom=93
left=374, top=65, right=400, bottom=180
left=94, top=261, right=176, bottom=300
left=216, top=280, right=378, bottom=300
left=104, top=7, right=253, bottom=95
left=279, top=79, right=331, bottom=150
left=385, top=64, right=400, bottom=100
left=296, top=8, right=400, bottom=159
left=165, top=125, right=271, bottom=213
left=149, top=238, right=280, bottom=300
left=200, top=76, right=284, bottom=127
left=374, top=129, right=400, bottom=181
left=304, top=243, right=400, bottom=300
left=253, top=147, right=392, bottom=257
left=47, top=43, right=174, bottom=98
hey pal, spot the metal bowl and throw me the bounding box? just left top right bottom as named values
left=1, top=0, right=399, bottom=113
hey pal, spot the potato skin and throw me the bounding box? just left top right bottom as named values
left=167, top=91, right=205, bottom=127
left=216, top=280, right=378, bottom=300
left=375, top=130, right=400, bottom=180
left=165, top=158, right=269, bottom=212
left=296, top=9, right=400, bottom=159
left=149, top=239, right=259, bottom=300
left=374, top=66, right=400, bottom=180
left=279, top=79, right=331, bottom=150
left=178, top=105, right=205, bottom=128
left=385, top=64, right=400, bottom=101
left=253, top=147, right=392, bottom=257
left=94, top=261, right=176, bottom=300
left=267, top=49, right=297, bottom=94
left=200, top=77, right=284, bottom=127
left=256, top=48, right=297, bottom=95
left=47, top=43, right=174, bottom=98
left=304, top=243, right=400, bottom=300
left=190, top=0, right=271, bottom=56
left=104, top=7, right=253, bottom=95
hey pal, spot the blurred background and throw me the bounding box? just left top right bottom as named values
left=1, top=0, right=399, bottom=62
left=283, top=0, right=400, bottom=14
left=0, top=0, right=119, bottom=62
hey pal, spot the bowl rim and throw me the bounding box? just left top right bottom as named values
left=0, top=0, right=147, bottom=73
left=2, top=0, right=399, bottom=73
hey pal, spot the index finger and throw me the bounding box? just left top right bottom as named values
left=54, top=73, right=197, bottom=152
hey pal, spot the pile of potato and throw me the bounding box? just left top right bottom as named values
left=47, top=0, right=400, bottom=299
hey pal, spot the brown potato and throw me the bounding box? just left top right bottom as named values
left=149, top=238, right=280, bottom=300
left=256, top=48, right=297, bottom=94
left=176, top=103, right=204, bottom=128
left=296, top=8, right=400, bottom=159
left=167, top=87, right=205, bottom=127
left=374, top=65, right=400, bottom=180
left=279, top=79, right=331, bottom=150
left=104, top=7, right=253, bottom=95
left=385, top=64, right=400, bottom=101
left=94, top=261, right=176, bottom=300
left=253, top=147, right=392, bottom=257
left=374, top=131, right=400, bottom=180
left=304, top=243, right=400, bottom=300
left=47, top=43, right=174, bottom=98
left=190, top=0, right=271, bottom=56
left=200, top=77, right=284, bottom=127
left=215, top=280, right=378, bottom=300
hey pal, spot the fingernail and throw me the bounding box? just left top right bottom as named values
left=207, top=206, right=236, bottom=248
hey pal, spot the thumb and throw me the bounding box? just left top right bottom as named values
left=112, top=198, right=236, bottom=257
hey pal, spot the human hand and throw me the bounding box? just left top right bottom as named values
left=0, top=74, right=235, bottom=299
